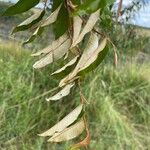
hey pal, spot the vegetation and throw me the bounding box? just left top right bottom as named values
left=0, top=0, right=150, bottom=149
left=0, top=42, right=149, bottom=149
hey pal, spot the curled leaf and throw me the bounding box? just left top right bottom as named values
left=72, top=9, right=100, bottom=47
left=31, top=33, right=69, bottom=56
left=51, top=56, right=79, bottom=78
left=23, top=27, right=44, bottom=45
left=72, top=16, right=83, bottom=47
left=39, top=104, right=83, bottom=137
left=33, top=38, right=71, bottom=69
left=12, top=10, right=45, bottom=34
left=59, top=33, right=99, bottom=87
left=41, top=4, right=62, bottom=27
left=23, top=4, right=62, bottom=45
left=78, top=37, right=107, bottom=75
left=48, top=119, right=85, bottom=142
left=46, top=83, right=75, bottom=101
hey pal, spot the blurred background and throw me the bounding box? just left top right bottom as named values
left=0, top=0, right=150, bottom=149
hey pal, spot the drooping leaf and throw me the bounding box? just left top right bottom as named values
left=52, top=0, right=69, bottom=38
left=51, top=56, right=79, bottom=79
left=48, top=119, right=85, bottom=142
left=33, top=38, right=71, bottom=69
left=12, top=10, right=45, bottom=34
left=46, top=83, right=75, bottom=101
left=72, top=16, right=83, bottom=47
left=77, top=38, right=108, bottom=75
left=3, top=0, right=40, bottom=16
left=39, top=104, right=83, bottom=137
left=23, top=4, right=62, bottom=45
left=23, top=27, right=44, bottom=45
left=71, top=9, right=100, bottom=48
left=75, top=0, right=108, bottom=15
left=31, top=33, right=69, bottom=56
left=41, top=4, right=62, bottom=27
left=59, top=33, right=100, bottom=87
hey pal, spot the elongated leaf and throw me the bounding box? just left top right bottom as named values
left=78, top=38, right=107, bottom=75
left=59, top=33, right=99, bottom=87
left=51, top=56, right=79, bottom=78
left=48, top=119, right=85, bottom=142
left=23, top=27, right=44, bottom=45
left=41, top=4, right=62, bottom=27
left=75, top=0, right=107, bottom=15
left=39, top=104, right=83, bottom=137
left=12, top=10, right=45, bottom=34
left=23, top=4, right=62, bottom=45
left=31, top=33, right=69, bottom=56
left=46, top=83, right=75, bottom=101
left=72, top=9, right=100, bottom=48
left=72, top=16, right=83, bottom=47
left=52, top=0, right=69, bottom=38
left=33, top=38, right=71, bottom=69
left=3, top=0, right=40, bottom=16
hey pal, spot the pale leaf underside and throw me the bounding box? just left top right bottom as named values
left=48, top=119, right=85, bottom=142
left=46, top=83, right=75, bottom=101
left=59, top=33, right=101, bottom=87
left=12, top=9, right=45, bottom=33
left=33, top=38, right=71, bottom=69
left=31, top=33, right=69, bottom=56
left=23, top=4, right=62, bottom=44
left=72, top=16, right=83, bottom=47
left=51, top=55, right=79, bottom=77
left=71, top=9, right=100, bottom=48
left=41, top=4, right=62, bottom=27
left=39, top=104, right=83, bottom=137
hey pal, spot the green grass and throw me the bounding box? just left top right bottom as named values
left=0, top=42, right=149, bottom=150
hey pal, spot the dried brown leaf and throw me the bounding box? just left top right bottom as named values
left=33, top=38, right=71, bottom=69
left=31, top=33, right=69, bottom=56
left=72, top=9, right=100, bottom=47
left=39, top=105, right=83, bottom=137
left=46, top=83, right=74, bottom=101
left=41, top=4, right=62, bottom=27
left=48, top=119, right=85, bottom=142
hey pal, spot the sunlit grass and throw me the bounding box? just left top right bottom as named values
left=0, top=42, right=149, bottom=150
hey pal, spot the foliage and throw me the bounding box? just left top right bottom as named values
left=2, top=0, right=149, bottom=149
left=0, top=44, right=149, bottom=149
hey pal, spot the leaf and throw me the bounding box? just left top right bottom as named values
left=72, top=9, right=100, bottom=47
left=48, top=119, right=85, bottom=142
left=31, top=33, right=69, bottom=56
left=73, top=33, right=99, bottom=73
left=70, top=127, right=90, bottom=150
left=59, top=33, right=100, bottom=87
left=72, top=16, right=83, bottom=47
left=39, top=104, right=83, bottom=137
left=3, top=0, right=40, bottom=16
left=33, top=38, right=71, bottom=69
left=41, top=4, right=62, bottom=27
left=12, top=10, right=45, bottom=34
left=77, top=38, right=108, bottom=75
left=51, top=56, right=79, bottom=79
left=75, top=0, right=107, bottom=15
left=52, top=0, right=69, bottom=38
left=46, top=83, right=75, bottom=101
left=23, top=27, right=44, bottom=45
left=23, top=4, right=62, bottom=45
